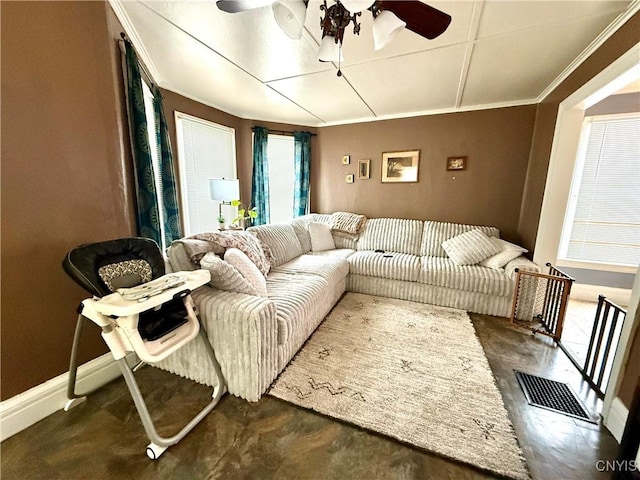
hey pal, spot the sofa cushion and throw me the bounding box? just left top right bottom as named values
left=224, top=248, right=268, bottom=297
left=248, top=224, right=303, bottom=268
left=267, top=272, right=329, bottom=345
left=274, top=253, right=349, bottom=285
left=421, top=221, right=500, bottom=257
left=348, top=251, right=420, bottom=282
left=309, top=222, right=335, bottom=252
left=418, top=257, right=513, bottom=297
left=309, top=248, right=355, bottom=260
left=289, top=215, right=315, bottom=254
left=357, top=218, right=423, bottom=255
left=442, top=230, right=501, bottom=266
left=312, top=213, right=357, bottom=249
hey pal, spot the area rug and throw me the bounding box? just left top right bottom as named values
left=269, top=293, right=530, bottom=480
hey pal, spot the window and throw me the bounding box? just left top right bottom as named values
left=175, top=113, right=236, bottom=235
left=267, top=134, right=295, bottom=223
left=558, top=114, right=640, bottom=270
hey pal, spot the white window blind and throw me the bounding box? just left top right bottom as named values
left=175, top=113, right=236, bottom=235
left=267, top=134, right=295, bottom=223
left=560, top=115, right=640, bottom=268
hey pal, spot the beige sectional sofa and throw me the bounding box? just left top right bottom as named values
left=157, top=214, right=538, bottom=402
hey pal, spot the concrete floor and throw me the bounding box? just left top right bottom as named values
left=0, top=309, right=620, bottom=480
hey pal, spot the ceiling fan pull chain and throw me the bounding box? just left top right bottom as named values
left=337, top=43, right=343, bottom=77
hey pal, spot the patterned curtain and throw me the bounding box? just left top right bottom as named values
left=124, top=40, right=161, bottom=246
left=251, top=126, right=270, bottom=225
left=293, top=131, right=312, bottom=217
left=152, top=86, right=183, bottom=246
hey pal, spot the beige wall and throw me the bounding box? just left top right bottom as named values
left=1, top=1, right=134, bottom=400
left=314, top=107, right=536, bottom=243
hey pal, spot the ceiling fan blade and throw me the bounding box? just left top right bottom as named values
left=378, top=1, right=451, bottom=40
left=216, top=0, right=275, bottom=13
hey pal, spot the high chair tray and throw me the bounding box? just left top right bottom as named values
left=93, top=270, right=210, bottom=317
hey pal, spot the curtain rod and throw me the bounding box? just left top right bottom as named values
left=252, top=127, right=317, bottom=137
left=119, top=33, right=156, bottom=90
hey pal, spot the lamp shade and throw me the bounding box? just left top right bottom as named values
left=340, top=0, right=375, bottom=13
left=209, top=178, right=240, bottom=202
left=318, top=35, right=344, bottom=63
left=272, top=0, right=307, bottom=39
left=373, top=10, right=406, bottom=51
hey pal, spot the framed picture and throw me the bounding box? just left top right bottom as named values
left=358, top=159, right=370, bottom=179
left=447, top=156, right=467, bottom=171
left=346, top=174, right=354, bottom=184
left=381, top=150, right=420, bottom=183
left=342, top=155, right=351, bottom=165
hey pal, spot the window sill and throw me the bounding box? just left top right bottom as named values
left=556, top=258, right=638, bottom=275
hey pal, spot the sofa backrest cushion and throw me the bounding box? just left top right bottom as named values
left=421, top=221, right=500, bottom=257
left=289, top=214, right=315, bottom=254
left=357, top=218, right=423, bottom=255
left=248, top=223, right=303, bottom=267
left=167, top=241, right=197, bottom=272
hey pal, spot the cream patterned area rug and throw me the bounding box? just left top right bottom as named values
left=269, top=293, right=530, bottom=480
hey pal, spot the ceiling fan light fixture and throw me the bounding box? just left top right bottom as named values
left=339, top=0, right=375, bottom=14
left=318, top=35, right=344, bottom=63
left=273, top=0, right=308, bottom=39
left=216, top=0, right=275, bottom=13
left=372, top=10, right=406, bottom=51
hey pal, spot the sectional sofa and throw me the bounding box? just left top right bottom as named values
left=155, top=214, right=538, bottom=401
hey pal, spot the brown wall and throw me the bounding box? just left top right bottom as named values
left=1, top=2, right=134, bottom=399
left=313, top=106, right=536, bottom=243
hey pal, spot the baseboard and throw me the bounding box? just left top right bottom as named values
left=604, top=396, right=629, bottom=443
left=0, top=353, right=126, bottom=442
left=571, top=283, right=632, bottom=307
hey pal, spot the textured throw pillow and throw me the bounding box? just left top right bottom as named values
left=309, top=222, right=336, bottom=252
left=479, top=238, right=528, bottom=270
left=190, top=231, right=273, bottom=276
left=199, top=252, right=261, bottom=296
left=441, top=229, right=501, bottom=266
left=224, top=248, right=268, bottom=297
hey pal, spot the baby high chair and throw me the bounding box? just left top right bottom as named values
left=62, top=237, right=225, bottom=459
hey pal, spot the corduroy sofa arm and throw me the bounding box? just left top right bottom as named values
left=504, top=256, right=540, bottom=280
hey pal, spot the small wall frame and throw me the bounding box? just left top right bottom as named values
left=358, top=159, right=371, bottom=179
left=342, top=155, right=351, bottom=165
left=447, top=156, right=467, bottom=171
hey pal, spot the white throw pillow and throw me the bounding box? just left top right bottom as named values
left=199, top=252, right=261, bottom=296
left=308, top=222, right=336, bottom=252
left=480, top=238, right=528, bottom=270
left=441, top=229, right=501, bottom=266
left=224, top=248, right=268, bottom=297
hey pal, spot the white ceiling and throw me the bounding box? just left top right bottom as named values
left=111, top=0, right=638, bottom=127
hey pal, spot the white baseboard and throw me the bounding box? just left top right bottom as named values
left=571, top=283, right=632, bottom=307
left=0, top=353, right=125, bottom=442
left=604, top=396, right=629, bottom=443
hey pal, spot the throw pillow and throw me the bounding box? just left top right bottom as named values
left=224, top=248, right=268, bottom=297
left=441, top=229, right=501, bottom=266
left=308, top=222, right=336, bottom=252
left=199, top=252, right=261, bottom=296
left=480, top=238, right=528, bottom=270
left=190, top=231, right=273, bottom=276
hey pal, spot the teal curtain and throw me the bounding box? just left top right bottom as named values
left=152, top=86, right=183, bottom=246
left=124, top=40, right=161, bottom=245
left=293, top=131, right=311, bottom=217
left=251, top=127, right=270, bottom=225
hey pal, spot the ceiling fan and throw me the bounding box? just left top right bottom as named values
left=216, top=1, right=452, bottom=73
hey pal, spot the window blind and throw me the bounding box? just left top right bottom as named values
left=562, top=116, right=640, bottom=267
left=176, top=114, right=236, bottom=235
left=267, top=134, right=295, bottom=224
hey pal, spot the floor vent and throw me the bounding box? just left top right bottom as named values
left=515, top=371, right=596, bottom=423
